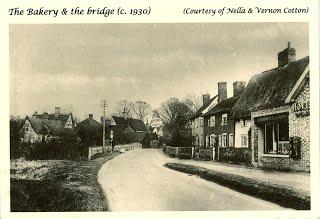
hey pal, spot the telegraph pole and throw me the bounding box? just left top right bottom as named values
left=101, top=100, right=107, bottom=152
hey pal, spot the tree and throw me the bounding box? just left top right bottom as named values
left=115, top=100, right=134, bottom=118
left=155, top=98, right=194, bottom=147
left=132, top=100, right=152, bottom=123
left=184, top=94, right=202, bottom=114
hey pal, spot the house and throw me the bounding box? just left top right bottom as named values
left=105, top=114, right=148, bottom=145
left=77, top=114, right=102, bottom=145
left=203, top=82, right=244, bottom=149
left=190, top=94, right=218, bottom=147
left=231, top=42, right=310, bottom=171
left=32, top=107, right=75, bottom=129
left=19, top=116, right=65, bottom=143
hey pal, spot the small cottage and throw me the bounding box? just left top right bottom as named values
left=232, top=42, right=310, bottom=171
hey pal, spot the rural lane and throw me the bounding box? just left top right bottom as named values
left=98, top=149, right=285, bottom=211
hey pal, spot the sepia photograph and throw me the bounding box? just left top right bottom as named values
left=9, top=23, right=310, bottom=211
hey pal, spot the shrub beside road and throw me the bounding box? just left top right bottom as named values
left=11, top=152, right=119, bottom=211
left=165, top=162, right=310, bottom=210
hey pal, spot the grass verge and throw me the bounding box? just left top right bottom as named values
left=164, top=162, right=310, bottom=210
left=11, top=152, right=119, bottom=212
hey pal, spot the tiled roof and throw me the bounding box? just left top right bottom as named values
left=204, top=96, right=240, bottom=116
left=190, top=95, right=218, bottom=120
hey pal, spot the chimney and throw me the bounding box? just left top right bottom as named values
left=54, top=107, right=61, bottom=118
left=43, top=112, right=49, bottom=119
left=33, top=111, right=38, bottom=117
left=122, top=109, right=128, bottom=120
left=202, top=94, right=210, bottom=105
left=218, top=82, right=227, bottom=103
left=233, top=81, right=246, bottom=97
left=278, top=42, right=296, bottom=67
left=89, top=114, right=93, bottom=120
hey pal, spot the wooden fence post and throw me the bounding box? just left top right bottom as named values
left=191, top=147, right=194, bottom=159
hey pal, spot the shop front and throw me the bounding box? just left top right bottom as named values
left=251, top=100, right=309, bottom=171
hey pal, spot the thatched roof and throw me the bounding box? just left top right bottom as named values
left=204, top=96, right=240, bottom=117
left=27, top=117, right=64, bottom=135
left=231, top=56, right=309, bottom=119
left=190, top=95, right=218, bottom=120
left=112, top=116, right=147, bottom=132
left=33, top=113, right=72, bottom=125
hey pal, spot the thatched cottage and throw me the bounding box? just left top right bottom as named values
left=232, top=42, right=310, bottom=171
left=19, top=116, right=65, bottom=143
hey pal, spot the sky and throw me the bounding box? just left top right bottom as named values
left=10, top=23, right=309, bottom=120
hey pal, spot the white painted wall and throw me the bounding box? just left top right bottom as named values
left=234, top=119, right=251, bottom=148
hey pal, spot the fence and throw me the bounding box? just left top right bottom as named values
left=163, top=146, right=194, bottom=159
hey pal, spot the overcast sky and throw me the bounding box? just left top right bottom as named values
left=10, top=23, right=309, bottom=120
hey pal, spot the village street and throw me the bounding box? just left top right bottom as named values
left=98, top=149, right=285, bottom=211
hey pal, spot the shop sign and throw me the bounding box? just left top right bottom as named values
left=293, top=101, right=309, bottom=117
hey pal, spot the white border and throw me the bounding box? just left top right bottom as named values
left=1, top=1, right=319, bottom=219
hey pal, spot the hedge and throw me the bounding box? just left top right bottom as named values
left=219, top=147, right=252, bottom=165
left=22, top=141, right=89, bottom=160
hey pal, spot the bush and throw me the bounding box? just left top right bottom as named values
left=219, top=147, right=252, bottom=165
left=196, top=148, right=213, bottom=161
left=177, top=147, right=193, bottom=159
left=24, top=141, right=89, bottom=160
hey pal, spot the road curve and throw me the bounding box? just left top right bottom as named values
left=98, top=149, right=285, bottom=211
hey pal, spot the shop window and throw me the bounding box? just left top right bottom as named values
left=264, top=119, right=290, bottom=155
left=222, top=114, right=228, bottom=125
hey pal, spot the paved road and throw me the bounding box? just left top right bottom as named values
left=98, top=149, right=285, bottom=211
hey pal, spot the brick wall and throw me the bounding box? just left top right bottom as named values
left=251, top=82, right=310, bottom=172
left=203, top=112, right=235, bottom=146
left=288, top=82, right=310, bottom=170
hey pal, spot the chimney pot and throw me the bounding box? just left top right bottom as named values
left=202, top=94, right=210, bottom=105
left=278, top=42, right=296, bottom=67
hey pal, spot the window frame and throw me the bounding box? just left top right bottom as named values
left=221, top=114, right=228, bottom=125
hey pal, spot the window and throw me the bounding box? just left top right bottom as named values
left=240, top=119, right=247, bottom=127
left=195, top=119, right=198, bottom=128
left=222, top=114, right=228, bottom=125
left=229, top=134, right=234, bottom=147
left=241, top=134, right=248, bottom=147
left=200, top=118, right=204, bottom=127
left=208, top=119, right=211, bottom=127
left=221, top=133, right=228, bottom=147
left=210, top=134, right=215, bottom=146
left=210, top=116, right=215, bottom=127
left=264, top=120, right=290, bottom=155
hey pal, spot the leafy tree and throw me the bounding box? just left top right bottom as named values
left=155, top=98, right=193, bottom=147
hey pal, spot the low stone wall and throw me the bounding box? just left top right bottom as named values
left=113, top=142, right=142, bottom=152
left=259, top=156, right=310, bottom=172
